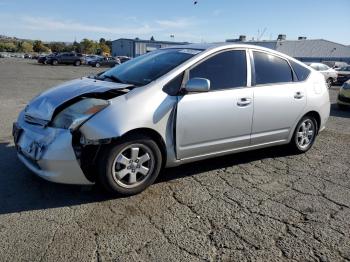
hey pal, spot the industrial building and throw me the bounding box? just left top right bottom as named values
left=227, top=35, right=350, bottom=64
left=111, top=37, right=189, bottom=57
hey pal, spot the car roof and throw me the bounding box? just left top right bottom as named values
left=165, top=42, right=304, bottom=60
left=308, top=62, right=328, bottom=66
left=166, top=42, right=283, bottom=52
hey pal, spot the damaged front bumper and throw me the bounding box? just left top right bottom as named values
left=13, top=112, right=94, bottom=185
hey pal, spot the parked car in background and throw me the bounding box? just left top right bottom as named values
left=13, top=43, right=330, bottom=195
left=0, top=52, right=10, bottom=58
left=116, top=56, right=131, bottom=63
left=31, top=54, right=40, bottom=60
left=337, top=80, right=350, bottom=110
left=37, top=53, right=56, bottom=64
left=88, top=57, right=120, bottom=67
left=307, top=62, right=338, bottom=88
left=335, top=66, right=350, bottom=84
left=24, top=54, right=32, bottom=59
left=84, top=55, right=103, bottom=64
left=46, top=52, right=84, bottom=66
left=322, top=61, right=348, bottom=69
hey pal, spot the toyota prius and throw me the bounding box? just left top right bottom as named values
left=13, top=43, right=330, bottom=195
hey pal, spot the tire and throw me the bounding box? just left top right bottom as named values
left=289, top=115, right=318, bottom=153
left=51, top=60, right=58, bottom=66
left=97, top=134, right=162, bottom=195
left=74, top=60, right=81, bottom=66
left=95, top=62, right=100, bottom=68
left=338, top=103, right=348, bottom=110
left=326, top=78, right=333, bottom=88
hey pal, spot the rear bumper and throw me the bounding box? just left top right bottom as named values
left=13, top=112, right=93, bottom=185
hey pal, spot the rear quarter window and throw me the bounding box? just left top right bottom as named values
left=289, top=60, right=311, bottom=81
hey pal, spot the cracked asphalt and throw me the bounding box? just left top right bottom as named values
left=0, top=59, right=350, bottom=262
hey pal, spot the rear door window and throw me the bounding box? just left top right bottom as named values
left=253, top=51, right=293, bottom=85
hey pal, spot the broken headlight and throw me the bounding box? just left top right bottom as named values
left=52, top=98, right=109, bottom=130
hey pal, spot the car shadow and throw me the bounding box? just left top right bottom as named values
left=0, top=142, right=111, bottom=215
left=330, top=103, right=350, bottom=118
left=158, top=145, right=294, bottom=183
left=0, top=140, right=296, bottom=215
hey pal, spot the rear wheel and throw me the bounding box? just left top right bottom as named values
left=290, top=115, right=317, bottom=153
left=95, top=62, right=100, bottom=68
left=326, top=78, right=333, bottom=88
left=98, top=134, right=162, bottom=195
left=74, top=60, right=81, bottom=66
left=51, top=59, right=58, bottom=66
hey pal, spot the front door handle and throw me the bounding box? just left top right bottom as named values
left=237, top=97, right=252, bottom=106
left=294, top=92, right=304, bottom=99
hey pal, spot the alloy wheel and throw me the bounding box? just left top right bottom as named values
left=111, top=144, right=154, bottom=189
left=296, top=119, right=315, bottom=150
left=326, top=78, right=332, bottom=88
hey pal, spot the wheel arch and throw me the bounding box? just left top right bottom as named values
left=114, top=128, right=167, bottom=168
left=303, top=110, right=321, bottom=134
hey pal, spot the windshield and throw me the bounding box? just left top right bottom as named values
left=100, top=48, right=201, bottom=86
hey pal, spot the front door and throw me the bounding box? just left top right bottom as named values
left=176, top=49, right=253, bottom=159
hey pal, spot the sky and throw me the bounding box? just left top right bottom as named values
left=0, top=0, right=349, bottom=45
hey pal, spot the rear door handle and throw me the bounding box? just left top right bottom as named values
left=237, top=97, right=252, bottom=106
left=294, top=92, right=304, bottom=99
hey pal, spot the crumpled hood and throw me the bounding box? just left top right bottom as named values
left=24, top=77, right=132, bottom=121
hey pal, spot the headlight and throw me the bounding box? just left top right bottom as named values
left=52, top=98, right=109, bottom=130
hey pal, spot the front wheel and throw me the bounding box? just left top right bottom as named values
left=74, top=60, right=81, bottom=66
left=51, top=60, right=58, bottom=66
left=326, top=78, right=333, bottom=88
left=98, top=134, right=162, bottom=195
left=95, top=62, right=100, bottom=68
left=290, top=115, right=317, bottom=153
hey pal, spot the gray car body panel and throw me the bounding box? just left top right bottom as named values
left=24, top=77, right=132, bottom=121
left=15, top=43, right=330, bottom=184
left=16, top=111, right=93, bottom=185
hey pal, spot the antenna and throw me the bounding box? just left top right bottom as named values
left=257, top=28, right=267, bottom=41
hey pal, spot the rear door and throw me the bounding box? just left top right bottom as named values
left=250, top=50, right=307, bottom=145
left=176, top=49, right=254, bottom=159
left=60, top=53, right=70, bottom=63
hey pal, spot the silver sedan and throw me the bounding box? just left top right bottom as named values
left=13, top=43, right=330, bottom=195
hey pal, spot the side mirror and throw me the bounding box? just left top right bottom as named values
left=184, top=78, right=210, bottom=93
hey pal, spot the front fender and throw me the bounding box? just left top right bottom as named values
left=79, top=86, right=177, bottom=144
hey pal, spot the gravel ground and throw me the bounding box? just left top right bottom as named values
left=0, top=58, right=350, bottom=262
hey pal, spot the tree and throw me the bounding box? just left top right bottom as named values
left=0, top=42, right=16, bottom=52
left=99, top=38, right=106, bottom=44
left=33, top=40, right=50, bottom=53
left=72, top=41, right=81, bottom=53
left=105, top=40, right=112, bottom=51
left=80, top=38, right=97, bottom=54
left=99, top=42, right=110, bottom=55
left=47, top=42, right=66, bottom=53
left=17, top=41, right=33, bottom=53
